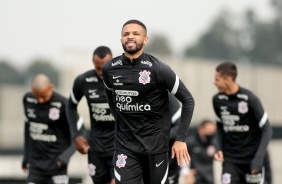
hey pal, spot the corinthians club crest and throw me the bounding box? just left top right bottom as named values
left=238, top=101, right=248, bottom=114
left=88, top=163, right=96, bottom=176
left=222, top=173, right=231, bottom=184
left=49, top=107, right=60, bottom=121
left=116, top=154, right=127, bottom=168
left=139, top=70, right=151, bottom=85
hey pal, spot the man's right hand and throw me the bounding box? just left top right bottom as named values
left=214, top=150, right=224, bottom=162
left=74, top=135, right=90, bottom=154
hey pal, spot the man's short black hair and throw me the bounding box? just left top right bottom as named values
left=122, top=19, right=147, bottom=33
left=199, top=119, right=215, bottom=128
left=93, top=46, right=112, bottom=59
left=216, top=61, right=237, bottom=81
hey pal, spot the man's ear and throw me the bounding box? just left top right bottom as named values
left=226, top=76, right=234, bottom=83
left=143, top=36, right=148, bottom=45
left=50, top=83, right=54, bottom=90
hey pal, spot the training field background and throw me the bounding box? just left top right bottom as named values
left=1, top=1, right=281, bottom=183
left=0, top=52, right=281, bottom=183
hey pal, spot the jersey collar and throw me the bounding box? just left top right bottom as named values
left=121, top=53, right=147, bottom=66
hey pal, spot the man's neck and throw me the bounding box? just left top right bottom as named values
left=225, top=83, right=239, bottom=95
left=124, top=51, right=143, bottom=62
left=94, top=69, right=103, bottom=80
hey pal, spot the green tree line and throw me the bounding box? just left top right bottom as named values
left=146, top=0, right=282, bottom=65
left=0, top=59, right=59, bottom=86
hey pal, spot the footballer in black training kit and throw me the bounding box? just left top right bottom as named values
left=213, top=62, right=273, bottom=184
left=102, top=19, right=195, bottom=184
left=66, top=46, right=115, bottom=184
left=22, top=74, right=75, bottom=184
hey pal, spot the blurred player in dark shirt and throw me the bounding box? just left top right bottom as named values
left=22, top=73, right=76, bottom=184
left=187, top=119, right=217, bottom=184
left=212, top=62, right=272, bottom=184
left=66, top=46, right=115, bottom=184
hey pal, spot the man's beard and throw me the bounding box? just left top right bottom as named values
left=122, top=42, right=143, bottom=55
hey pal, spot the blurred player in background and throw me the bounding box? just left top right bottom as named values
left=66, top=46, right=115, bottom=184
left=22, top=73, right=76, bottom=184
left=212, top=61, right=273, bottom=184
left=187, top=119, right=217, bottom=184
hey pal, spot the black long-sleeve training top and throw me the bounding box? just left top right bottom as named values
left=22, top=91, right=75, bottom=175
left=102, top=52, right=195, bottom=154
left=66, top=70, right=115, bottom=156
left=212, top=86, right=273, bottom=171
left=168, top=93, right=182, bottom=140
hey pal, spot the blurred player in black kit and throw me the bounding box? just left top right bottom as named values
left=212, top=61, right=273, bottom=184
left=102, top=19, right=195, bottom=184
left=187, top=119, right=217, bottom=184
left=66, top=46, right=115, bottom=184
left=22, top=73, right=76, bottom=184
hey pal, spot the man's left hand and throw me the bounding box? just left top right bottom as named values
left=171, top=141, right=190, bottom=167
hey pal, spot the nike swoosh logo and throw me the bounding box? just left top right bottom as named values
left=113, top=76, right=122, bottom=79
left=156, top=160, right=164, bottom=167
